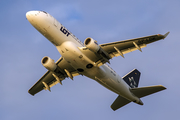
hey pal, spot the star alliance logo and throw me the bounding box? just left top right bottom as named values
left=128, top=77, right=137, bottom=88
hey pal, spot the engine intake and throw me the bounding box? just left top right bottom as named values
left=41, top=56, right=57, bottom=71
left=84, top=37, right=100, bottom=52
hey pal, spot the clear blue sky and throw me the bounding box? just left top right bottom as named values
left=1, top=0, right=179, bottom=120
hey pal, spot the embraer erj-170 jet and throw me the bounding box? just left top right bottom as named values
left=26, top=11, right=169, bottom=111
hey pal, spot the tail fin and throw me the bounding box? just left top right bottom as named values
left=123, top=69, right=140, bottom=88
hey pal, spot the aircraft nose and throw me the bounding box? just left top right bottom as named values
left=26, top=11, right=40, bottom=21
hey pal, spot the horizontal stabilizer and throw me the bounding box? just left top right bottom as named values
left=111, top=95, right=131, bottom=111
left=130, top=85, right=166, bottom=98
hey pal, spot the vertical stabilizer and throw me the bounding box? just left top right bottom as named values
left=122, top=69, right=141, bottom=88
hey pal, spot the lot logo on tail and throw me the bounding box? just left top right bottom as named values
left=123, top=69, right=141, bottom=88
left=128, top=77, right=137, bottom=88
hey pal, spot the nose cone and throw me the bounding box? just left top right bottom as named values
left=26, top=11, right=40, bottom=21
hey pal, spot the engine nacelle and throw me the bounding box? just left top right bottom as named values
left=84, top=37, right=100, bottom=52
left=41, top=56, right=57, bottom=71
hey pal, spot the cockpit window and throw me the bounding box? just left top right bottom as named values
left=42, top=11, right=47, bottom=14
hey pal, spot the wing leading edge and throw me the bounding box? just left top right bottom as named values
left=28, top=57, right=79, bottom=96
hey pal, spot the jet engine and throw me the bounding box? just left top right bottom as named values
left=84, top=37, right=111, bottom=61
left=84, top=37, right=100, bottom=52
left=41, top=56, right=65, bottom=85
left=41, top=56, right=57, bottom=71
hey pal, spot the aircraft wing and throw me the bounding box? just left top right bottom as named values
left=100, top=32, right=170, bottom=58
left=28, top=57, right=79, bottom=96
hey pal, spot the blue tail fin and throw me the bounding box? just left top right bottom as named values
left=122, top=69, right=141, bottom=88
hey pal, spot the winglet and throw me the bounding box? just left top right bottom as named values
left=163, top=32, right=170, bottom=39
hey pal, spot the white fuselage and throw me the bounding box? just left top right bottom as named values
left=26, top=11, right=141, bottom=103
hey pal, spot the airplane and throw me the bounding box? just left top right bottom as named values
left=26, top=11, right=169, bottom=111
